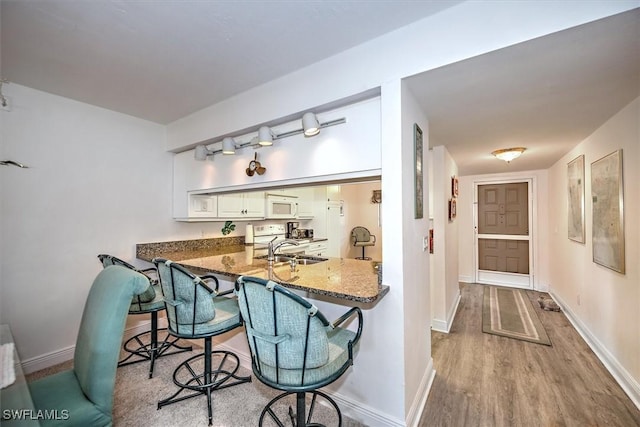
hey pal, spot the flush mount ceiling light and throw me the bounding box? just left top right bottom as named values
left=492, top=147, right=526, bottom=163
left=302, top=112, right=320, bottom=136
left=193, top=112, right=347, bottom=161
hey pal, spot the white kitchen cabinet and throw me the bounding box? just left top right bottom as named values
left=306, top=241, right=328, bottom=257
left=293, top=187, right=315, bottom=218
left=218, top=191, right=265, bottom=219
left=188, top=193, right=218, bottom=219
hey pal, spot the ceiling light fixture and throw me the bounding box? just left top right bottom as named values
left=257, top=126, right=274, bottom=146
left=222, top=137, right=237, bottom=155
left=302, top=112, right=320, bottom=136
left=193, top=113, right=347, bottom=161
left=492, top=147, right=526, bottom=163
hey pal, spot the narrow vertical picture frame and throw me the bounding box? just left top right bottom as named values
left=591, top=149, right=624, bottom=274
left=452, top=176, right=459, bottom=198
left=414, top=124, right=424, bottom=219
left=567, top=154, right=585, bottom=243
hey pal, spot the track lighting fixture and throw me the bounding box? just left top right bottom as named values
left=222, top=137, right=236, bottom=155
left=193, top=112, right=347, bottom=161
left=257, top=126, right=274, bottom=146
left=302, top=112, right=320, bottom=136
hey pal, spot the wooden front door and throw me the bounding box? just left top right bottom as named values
left=476, top=181, right=532, bottom=288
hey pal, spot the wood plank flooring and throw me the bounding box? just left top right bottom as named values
left=420, top=283, right=640, bottom=427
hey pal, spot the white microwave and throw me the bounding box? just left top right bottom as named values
left=265, top=195, right=298, bottom=219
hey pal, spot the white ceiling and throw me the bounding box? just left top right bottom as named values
left=0, top=0, right=462, bottom=124
left=406, top=9, right=640, bottom=175
left=1, top=2, right=638, bottom=176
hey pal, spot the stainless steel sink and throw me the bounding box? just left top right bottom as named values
left=255, top=254, right=328, bottom=265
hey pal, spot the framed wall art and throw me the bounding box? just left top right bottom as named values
left=567, top=155, right=585, bottom=243
left=448, top=199, right=456, bottom=221
left=451, top=176, right=459, bottom=198
left=414, top=124, right=424, bottom=219
left=591, top=149, right=624, bottom=274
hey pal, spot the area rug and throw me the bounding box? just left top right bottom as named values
left=482, top=285, right=551, bottom=346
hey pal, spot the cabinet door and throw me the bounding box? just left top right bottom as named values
left=295, top=188, right=315, bottom=218
left=217, top=194, right=246, bottom=217
left=243, top=191, right=265, bottom=218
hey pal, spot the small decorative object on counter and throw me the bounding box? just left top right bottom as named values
left=221, top=220, right=236, bottom=236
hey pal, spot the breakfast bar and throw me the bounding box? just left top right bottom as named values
left=136, top=236, right=388, bottom=304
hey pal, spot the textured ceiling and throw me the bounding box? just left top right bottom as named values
left=1, top=0, right=462, bottom=124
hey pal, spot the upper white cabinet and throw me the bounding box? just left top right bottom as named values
left=218, top=191, right=265, bottom=219
left=291, top=187, right=315, bottom=218
left=188, top=193, right=218, bottom=219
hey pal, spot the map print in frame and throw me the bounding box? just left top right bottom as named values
left=567, top=155, right=585, bottom=243
left=591, top=149, right=625, bottom=274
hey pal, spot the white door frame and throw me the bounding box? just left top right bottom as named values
left=473, top=177, right=535, bottom=289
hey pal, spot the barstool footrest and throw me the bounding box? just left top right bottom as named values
left=260, top=390, right=342, bottom=427
left=118, top=328, right=192, bottom=378
left=157, top=350, right=251, bottom=425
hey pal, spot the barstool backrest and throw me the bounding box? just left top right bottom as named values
left=153, top=258, right=218, bottom=336
left=235, top=276, right=332, bottom=385
left=97, top=254, right=157, bottom=308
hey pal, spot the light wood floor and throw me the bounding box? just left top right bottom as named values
left=420, top=283, right=640, bottom=427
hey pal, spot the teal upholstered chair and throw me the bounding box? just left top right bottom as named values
left=153, top=258, right=251, bottom=426
left=235, top=275, right=363, bottom=426
left=29, top=265, right=150, bottom=427
left=97, top=254, right=191, bottom=378
left=351, top=226, right=376, bottom=260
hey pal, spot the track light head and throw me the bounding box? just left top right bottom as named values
left=194, top=145, right=210, bottom=161
left=302, top=112, right=320, bottom=137
left=258, top=126, right=273, bottom=146
left=222, top=137, right=236, bottom=155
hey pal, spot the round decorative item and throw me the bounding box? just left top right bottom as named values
left=246, top=153, right=266, bottom=177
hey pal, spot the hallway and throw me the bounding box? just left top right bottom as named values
left=420, top=283, right=640, bottom=427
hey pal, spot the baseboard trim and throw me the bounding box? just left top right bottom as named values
left=551, top=291, right=640, bottom=410
left=431, top=291, right=461, bottom=333
left=458, top=275, right=473, bottom=283
left=21, top=322, right=151, bottom=374
left=406, top=358, right=436, bottom=427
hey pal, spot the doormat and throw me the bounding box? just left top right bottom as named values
left=482, top=285, right=551, bottom=346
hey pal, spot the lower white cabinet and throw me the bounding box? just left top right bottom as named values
left=306, top=241, right=328, bottom=257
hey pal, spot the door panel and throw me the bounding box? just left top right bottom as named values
left=478, top=238, right=529, bottom=274
left=478, top=182, right=528, bottom=235
left=476, top=181, right=531, bottom=288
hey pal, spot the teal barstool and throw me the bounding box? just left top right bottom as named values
left=153, top=258, right=251, bottom=426
left=97, top=254, right=192, bottom=378
left=235, top=275, right=363, bottom=426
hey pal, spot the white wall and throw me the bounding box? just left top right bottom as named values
left=430, top=146, right=460, bottom=333
left=457, top=169, right=550, bottom=291
left=547, top=97, right=639, bottom=406
left=0, top=84, right=237, bottom=371
left=399, top=81, right=433, bottom=426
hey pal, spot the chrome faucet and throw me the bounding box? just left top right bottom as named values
left=267, top=237, right=300, bottom=262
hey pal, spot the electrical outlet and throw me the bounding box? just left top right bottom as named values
left=422, top=236, right=428, bottom=252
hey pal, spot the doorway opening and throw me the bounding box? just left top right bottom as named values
left=474, top=179, right=533, bottom=289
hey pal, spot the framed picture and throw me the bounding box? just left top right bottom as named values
left=414, top=124, right=424, bottom=219
left=591, top=149, right=624, bottom=274
left=567, top=155, right=585, bottom=243
left=451, top=176, right=459, bottom=198
left=448, top=199, right=456, bottom=221
left=429, top=229, right=434, bottom=254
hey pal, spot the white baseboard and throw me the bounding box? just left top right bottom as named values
left=550, top=291, right=640, bottom=410
left=22, top=322, right=152, bottom=375
left=406, top=358, right=436, bottom=427
left=458, top=275, right=473, bottom=283
left=431, top=291, right=461, bottom=333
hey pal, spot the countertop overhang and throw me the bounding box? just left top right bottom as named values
left=137, top=240, right=388, bottom=303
